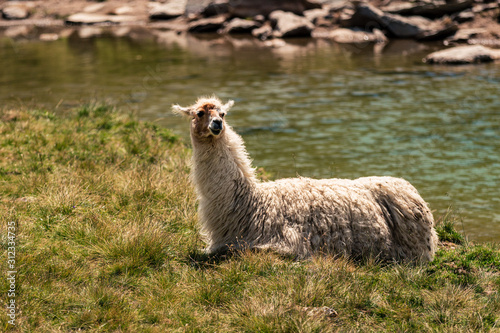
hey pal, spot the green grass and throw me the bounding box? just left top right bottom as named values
left=0, top=106, right=499, bottom=332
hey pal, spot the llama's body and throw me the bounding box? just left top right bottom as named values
left=174, top=97, right=438, bottom=262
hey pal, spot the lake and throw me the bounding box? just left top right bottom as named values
left=1, top=32, right=499, bottom=242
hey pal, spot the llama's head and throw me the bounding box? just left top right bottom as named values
left=172, top=96, right=234, bottom=140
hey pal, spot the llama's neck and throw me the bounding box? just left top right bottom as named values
left=191, top=125, right=257, bottom=201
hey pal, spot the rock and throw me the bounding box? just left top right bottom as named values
left=312, top=27, right=388, bottom=44
left=188, top=15, right=226, bottom=32
left=39, top=33, right=59, bottom=41
left=382, top=0, right=473, bottom=18
left=254, top=15, right=265, bottom=23
left=444, top=28, right=487, bottom=45
left=2, top=5, right=29, bottom=20
left=252, top=22, right=273, bottom=40
left=453, top=9, right=475, bottom=23
left=354, top=3, right=428, bottom=38
left=416, top=21, right=458, bottom=41
left=304, top=8, right=330, bottom=24
left=423, top=45, right=500, bottom=64
left=111, top=6, right=135, bottom=16
left=66, top=13, right=138, bottom=25
left=149, top=0, right=187, bottom=20
left=201, top=0, right=229, bottom=17
left=349, top=3, right=457, bottom=40
left=472, top=2, right=500, bottom=14
left=269, top=10, right=314, bottom=38
left=229, top=0, right=307, bottom=17
left=83, top=3, right=106, bottom=13
left=223, top=18, right=260, bottom=34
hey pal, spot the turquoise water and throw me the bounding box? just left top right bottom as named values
left=1, top=34, right=499, bottom=241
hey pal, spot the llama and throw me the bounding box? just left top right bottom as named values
left=172, top=96, right=438, bottom=262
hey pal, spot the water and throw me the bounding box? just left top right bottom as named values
left=1, top=33, right=499, bottom=242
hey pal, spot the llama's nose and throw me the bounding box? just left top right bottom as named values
left=211, top=119, right=223, bottom=131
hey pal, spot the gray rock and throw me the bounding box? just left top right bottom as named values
left=354, top=3, right=428, bottom=38
left=2, top=5, right=29, bottom=20
left=149, top=0, right=187, bottom=20
left=348, top=3, right=457, bottom=40
left=223, top=18, right=260, bottom=34
left=229, top=0, right=307, bottom=17
left=188, top=15, right=226, bottom=32
left=252, top=22, right=273, bottom=40
left=312, top=27, right=387, bottom=44
left=269, top=10, right=314, bottom=38
left=382, top=0, right=473, bottom=18
left=423, top=45, right=500, bottom=64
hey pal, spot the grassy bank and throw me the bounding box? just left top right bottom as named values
left=0, top=106, right=499, bottom=332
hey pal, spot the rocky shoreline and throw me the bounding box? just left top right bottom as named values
left=1, top=0, right=500, bottom=64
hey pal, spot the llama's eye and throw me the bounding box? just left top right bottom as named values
left=220, top=113, right=225, bottom=118
left=196, top=111, right=205, bottom=117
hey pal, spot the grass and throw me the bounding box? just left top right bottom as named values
left=0, top=105, right=499, bottom=332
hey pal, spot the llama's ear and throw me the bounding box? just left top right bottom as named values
left=222, top=100, right=234, bottom=113
left=172, top=104, right=192, bottom=117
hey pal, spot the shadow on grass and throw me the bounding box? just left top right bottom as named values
left=184, top=246, right=300, bottom=270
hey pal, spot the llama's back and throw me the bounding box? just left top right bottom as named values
left=256, top=176, right=437, bottom=262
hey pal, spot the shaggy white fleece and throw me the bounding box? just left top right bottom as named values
left=173, top=97, right=438, bottom=262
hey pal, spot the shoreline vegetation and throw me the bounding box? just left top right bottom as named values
left=0, top=106, right=499, bottom=331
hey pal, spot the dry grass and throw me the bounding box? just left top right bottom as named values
left=0, top=106, right=499, bottom=332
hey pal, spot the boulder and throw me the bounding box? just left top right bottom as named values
left=382, top=0, right=473, bottom=18
left=312, top=27, right=387, bottom=44
left=252, top=22, right=273, bottom=40
left=472, top=2, right=500, bottom=14
left=83, top=3, right=106, bottom=13
left=229, top=0, right=307, bottom=17
left=2, top=5, right=29, bottom=20
left=423, top=45, right=500, bottom=64
left=223, top=18, right=260, bottom=34
left=66, top=13, right=138, bottom=25
left=303, top=8, right=330, bottom=24
left=201, top=0, right=229, bottom=17
left=453, top=9, right=474, bottom=23
left=269, top=10, right=314, bottom=38
left=348, top=3, right=457, bottom=40
left=416, top=22, right=458, bottom=41
left=354, top=3, right=428, bottom=38
left=188, top=15, right=226, bottom=32
left=444, top=28, right=487, bottom=45
left=111, top=6, right=135, bottom=16
left=149, top=0, right=187, bottom=20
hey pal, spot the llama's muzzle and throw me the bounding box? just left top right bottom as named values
left=209, top=118, right=223, bottom=136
